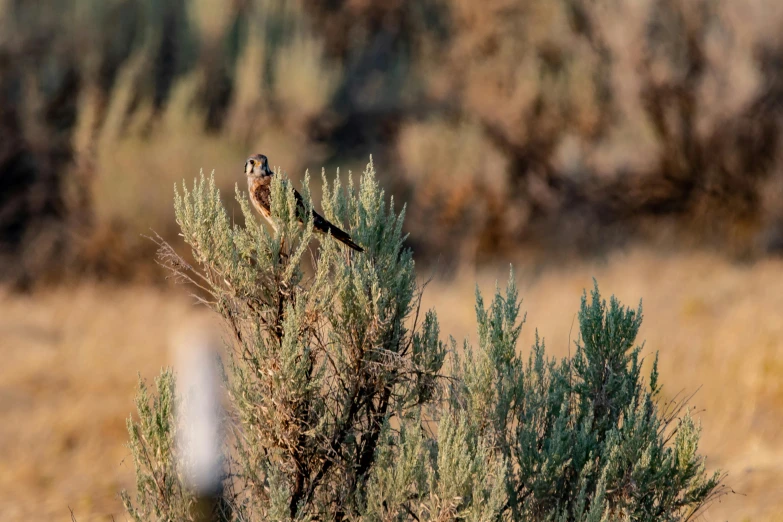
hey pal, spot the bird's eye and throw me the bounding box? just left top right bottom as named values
left=248, top=159, right=255, bottom=166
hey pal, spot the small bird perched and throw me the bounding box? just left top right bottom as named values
left=245, top=153, right=364, bottom=252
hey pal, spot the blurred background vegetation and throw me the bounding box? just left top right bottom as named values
left=4, top=0, right=783, bottom=287
left=3, top=0, right=783, bottom=519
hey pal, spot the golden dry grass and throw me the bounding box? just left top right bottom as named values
left=2, top=248, right=783, bottom=520
left=0, top=284, right=213, bottom=521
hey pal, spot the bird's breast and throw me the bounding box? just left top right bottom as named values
left=249, top=177, right=273, bottom=218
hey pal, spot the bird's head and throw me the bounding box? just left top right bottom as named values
left=245, top=154, right=273, bottom=179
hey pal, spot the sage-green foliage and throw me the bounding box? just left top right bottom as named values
left=123, top=159, right=725, bottom=521
left=446, top=278, right=725, bottom=521
left=121, top=370, right=192, bottom=521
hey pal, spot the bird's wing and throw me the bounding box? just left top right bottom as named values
left=292, top=188, right=331, bottom=234
left=292, top=189, right=313, bottom=223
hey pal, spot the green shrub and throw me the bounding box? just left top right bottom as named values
left=123, top=159, right=726, bottom=520
left=121, top=370, right=192, bottom=521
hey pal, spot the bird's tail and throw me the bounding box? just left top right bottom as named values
left=312, top=211, right=364, bottom=252
left=327, top=223, right=364, bottom=252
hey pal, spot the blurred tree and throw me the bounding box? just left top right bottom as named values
left=3, top=0, right=783, bottom=286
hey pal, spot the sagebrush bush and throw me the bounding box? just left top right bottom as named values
left=123, top=159, right=726, bottom=521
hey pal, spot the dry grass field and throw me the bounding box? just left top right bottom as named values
left=0, top=285, right=213, bottom=521
left=1, top=248, right=782, bottom=520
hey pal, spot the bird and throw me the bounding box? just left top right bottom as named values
left=245, top=153, right=364, bottom=252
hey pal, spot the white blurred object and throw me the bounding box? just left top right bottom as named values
left=174, top=327, right=224, bottom=495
